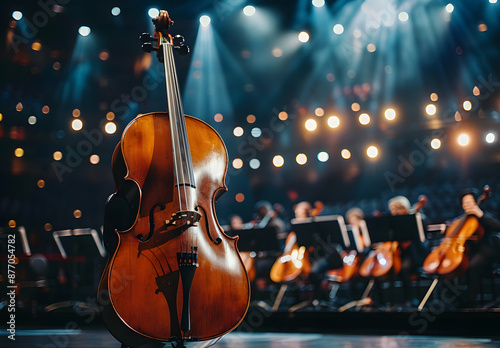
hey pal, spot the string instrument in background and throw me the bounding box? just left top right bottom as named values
left=423, top=185, right=491, bottom=277
left=269, top=202, right=323, bottom=283
left=359, top=195, right=427, bottom=278
left=98, top=10, right=249, bottom=348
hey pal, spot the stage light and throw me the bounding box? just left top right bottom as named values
left=103, top=122, right=116, bottom=135
left=37, top=180, right=45, bottom=188
left=333, top=24, right=344, bottom=35
left=478, top=23, right=487, bottom=32
left=328, top=116, right=340, bottom=128
left=278, top=111, right=288, bottom=121
left=445, top=4, right=454, bottom=13
left=317, top=151, right=329, bottom=162
left=78, top=26, right=91, bottom=37
left=359, top=113, right=370, bottom=125
left=249, top=158, right=260, bottom=169
left=27, top=116, right=36, bottom=125
left=200, top=15, right=211, bottom=27
left=233, top=126, right=244, bottom=137
left=111, top=7, right=121, bottom=16
left=398, top=12, right=409, bottom=22
left=235, top=193, right=245, bottom=203
left=148, top=8, right=159, bottom=18
left=16, top=102, right=23, bottom=112
left=463, top=100, right=472, bottom=111
left=12, top=11, right=23, bottom=20
left=243, top=6, right=256, bottom=16
left=473, top=86, right=480, bottom=96
left=31, top=41, right=42, bottom=51
left=42, top=105, right=50, bottom=114
left=458, top=133, right=470, bottom=146
left=305, top=119, right=317, bottom=131
left=8, top=220, right=16, bottom=228
left=232, top=158, right=243, bottom=169
left=312, top=0, right=325, bottom=7
left=44, top=223, right=52, bottom=231
left=71, top=119, right=83, bottom=131
left=431, top=138, right=441, bottom=149
left=430, top=93, right=438, bottom=101
left=298, top=31, right=310, bottom=43
left=315, top=108, right=324, bottom=117
left=99, top=51, right=109, bottom=61
left=73, top=209, right=82, bottom=219
left=0, top=113, right=3, bottom=122
left=351, top=103, right=360, bottom=112
left=90, top=154, right=100, bottom=164
left=385, top=108, right=396, bottom=120
left=486, top=132, right=496, bottom=143
left=251, top=127, right=262, bottom=138
left=14, top=148, right=24, bottom=158
left=490, top=0, right=498, bottom=3
left=272, top=48, right=283, bottom=57
left=106, top=112, right=115, bottom=120
left=247, top=114, right=256, bottom=123
left=214, top=113, right=223, bottom=122
left=426, top=104, right=436, bottom=116
left=273, top=155, right=284, bottom=168
left=367, top=43, right=376, bottom=52
left=53, top=151, right=63, bottom=161
left=296, top=153, right=307, bottom=165
left=367, top=146, right=378, bottom=158
left=341, top=149, right=351, bottom=159
left=72, top=109, right=80, bottom=117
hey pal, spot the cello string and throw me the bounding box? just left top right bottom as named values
left=163, top=40, right=183, bottom=211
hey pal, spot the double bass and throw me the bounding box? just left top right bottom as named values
left=98, top=11, right=250, bottom=348
left=423, top=186, right=491, bottom=277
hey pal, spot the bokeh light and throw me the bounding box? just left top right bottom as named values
left=305, top=119, right=317, bottom=131
left=232, top=158, right=243, bottom=169
left=296, top=153, right=307, bottom=165
left=384, top=108, right=396, bottom=120
left=367, top=146, right=379, bottom=158
left=431, top=138, right=441, bottom=149
left=341, top=149, right=351, bottom=159
left=359, top=113, right=370, bottom=125
left=273, top=155, right=284, bottom=167
left=233, top=126, right=244, bottom=137
left=458, top=133, right=470, bottom=146
left=328, top=116, right=340, bottom=128
left=426, top=104, right=437, bottom=116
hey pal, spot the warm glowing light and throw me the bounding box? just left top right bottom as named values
left=317, top=151, right=329, bottom=162
left=478, top=23, right=488, bottom=32
left=305, top=119, right=317, bottom=131
left=431, top=138, right=441, bottom=149
left=44, top=223, right=53, bottom=231
left=249, top=158, right=260, bottom=169
left=398, top=12, right=409, bottom=22
left=312, top=0, right=325, bottom=7
left=351, top=103, right=360, bottom=112
left=73, top=209, right=82, bottom=219
left=273, top=155, right=284, bottom=167
left=278, top=111, right=288, bottom=120
left=385, top=108, right=396, bottom=120
left=31, top=41, right=42, bottom=51
left=214, top=113, right=223, bottom=122
left=458, top=133, right=470, bottom=146
left=232, top=158, right=243, bottom=169
left=42, top=105, right=50, bottom=114
left=78, top=26, right=91, bottom=37
left=14, top=148, right=24, bottom=157
left=99, top=51, right=109, bottom=61
left=0, top=113, right=3, bottom=122
left=328, top=116, right=340, bottom=128
left=367, top=43, right=376, bottom=52
left=235, top=193, right=245, bottom=202
left=333, top=24, right=344, bottom=35
left=106, top=112, right=115, bottom=120
left=148, top=8, right=159, bottom=18
left=28, top=116, right=37, bottom=125
left=296, top=153, right=307, bottom=165
left=246, top=114, right=256, bottom=123
left=490, top=0, right=498, bottom=3
left=367, top=146, right=378, bottom=158
left=445, top=4, right=454, bottom=13
left=12, top=11, right=23, bottom=20
left=430, top=93, right=438, bottom=101
left=243, top=5, right=256, bottom=16
left=53, top=62, right=61, bottom=70
left=359, top=113, right=370, bottom=125
left=233, top=126, right=244, bottom=137
left=8, top=220, right=17, bottom=228
left=105, top=122, right=117, bottom=134
left=463, top=100, right=472, bottom=111
left=315, top=108, right=324, bottom=117
left=53, top=151, right=63, bottom=161
left=72, top=119, right=83, bottom=131
left=341, top=149, right=351, bottom=159
left=200, top=15, right=211, bottom=27
left=37, top=179, right=45, bottom=188
left=485, top=133, right=496, bottom=143
left=16, top=102, right=23, bottom=112
left=473, top=86, right=480, bottom=96
left=111, top=7, right=121, bottom=16
left=426, top=104, right=437, bottom=116
left=72, top=109, right=80, bottom=117
left=272, top=48, right=283, bottom=57
left=298, top=31, right=310, bottom=43
left=90, top=154, right=100, bottom=164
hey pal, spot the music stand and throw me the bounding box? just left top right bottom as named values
left=53, top=228, right=106, bottom=259
left=349, top=220, right=369, bottom=253
left=290, top=215, right=350, bottom=249
left=232, top=226, right=282, bottom=253
left=363, top=212, right=426, bottom=244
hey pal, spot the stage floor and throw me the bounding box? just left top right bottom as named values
left=3, top=330, right=500, bottom=348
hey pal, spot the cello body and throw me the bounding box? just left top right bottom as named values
left=99, top=113, right=250, bottom=347
left=358, top=242, right=401, bottom=278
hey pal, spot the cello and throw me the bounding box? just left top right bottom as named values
left=423, top=186, right=491, bottom=277
left=98, top=10, right=250, bottom=348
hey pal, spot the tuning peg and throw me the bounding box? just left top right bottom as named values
left=140, top=33, right=153, bottom=43
left=176, top=45, right=190, bottom=56
left=173, top=35, right=185, bottom=47
left=141, top=42, right=157, bottom=53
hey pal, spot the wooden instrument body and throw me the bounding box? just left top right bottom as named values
left=359, top=242, right=401, bottom=278
left=423, top=216, right=482, bottom=276
left=327, top=250, right=360, bottom=282
left=99, top=113, right=250, bottom=347
left=270, top=234, right=311, bottom=283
